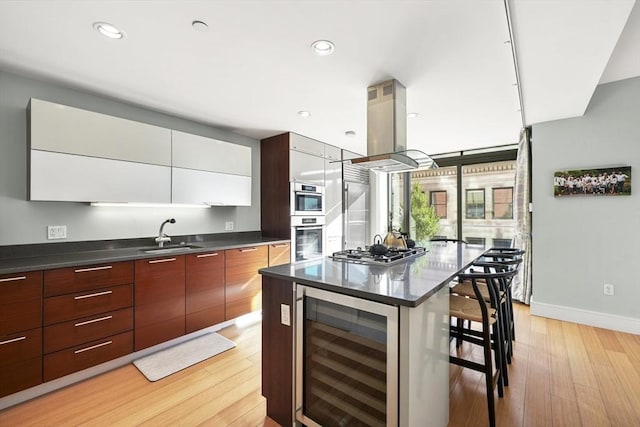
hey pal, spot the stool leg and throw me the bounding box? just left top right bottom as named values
left=483, top=320, right=497, bottom=427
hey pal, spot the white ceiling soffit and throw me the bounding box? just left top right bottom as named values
left=509, top=0, right=636, bottom=126
left=600, top=0, right=640, bottom=84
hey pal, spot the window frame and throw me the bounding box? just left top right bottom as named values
left=492, top=186, right=514, bottom=220
left=465, top=188, right=486, bottom=220
left=429, top=190, right=447, bottom=219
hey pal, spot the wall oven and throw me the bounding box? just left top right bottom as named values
left=291, top=216, right=324, bottom=262
left=295, top=285, right=399, bottom=427
left=291, top=182, right=324, bottom=216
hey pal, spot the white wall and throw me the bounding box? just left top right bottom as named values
left=531, top=76, right=640, bottom=333
left=0, top=71, right=261, bottom=246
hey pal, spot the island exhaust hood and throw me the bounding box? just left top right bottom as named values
left=348, top=79, right=436, bottom=172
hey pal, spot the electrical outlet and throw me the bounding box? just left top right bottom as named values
left=603, top=283, right=614, bottom=296
left=225, top=221, right=234, bottom=231
left=280, top=304, right=291, bottom=326
left=47, top=225, right=67, bottom=240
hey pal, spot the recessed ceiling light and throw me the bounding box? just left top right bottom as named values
left=311, top=40, right=335, bottom=56
left=408, top=112, right=419, bottom=119
left=297, top=110, right=311, bottom=118
left=345, top=131, right=356, bottom=137
left=93, top=22, right=124, bottom=39
left=192, top=20, right=208, bottom=31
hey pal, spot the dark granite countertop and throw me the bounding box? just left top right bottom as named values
left=259, top=242, right=486, bottom=307
left=0, top=232, right=290, bottom=275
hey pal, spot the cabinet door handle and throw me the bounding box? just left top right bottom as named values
left=0, top=276, right=26, bottom=283
left=196, top=253, right=219, bottom=258
left=74, top=265, right=113, bottom=273
left=240, top=248, right=258, bottom=252
left=75, top=315, right=113, bottom=327
left=74, top=340, right=112, bottom=354
left=0, top=336, right=26, bottom=346
left=148, top=258, right=176, bottom=264
left=272, top=244, right=289, bottom=248
left=74, top=290, right=113, bottom=300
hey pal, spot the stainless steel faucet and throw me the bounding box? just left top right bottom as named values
left=155, top=218, right=176, bottom=247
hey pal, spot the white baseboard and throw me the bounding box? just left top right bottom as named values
left=530, top=299, right=640, bottom=335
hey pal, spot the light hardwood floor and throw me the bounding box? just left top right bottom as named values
left=1, top=304, right=639, bottom=426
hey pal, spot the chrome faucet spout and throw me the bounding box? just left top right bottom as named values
left=155, top=218, right=176, bottom=247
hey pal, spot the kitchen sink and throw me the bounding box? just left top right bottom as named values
left=141, top=244, right=202, bottom=254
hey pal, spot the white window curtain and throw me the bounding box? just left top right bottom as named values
left=512, top=127, right=532, bottom=303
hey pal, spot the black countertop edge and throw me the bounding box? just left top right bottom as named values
left=0, top=232, right=290, bottom=275
left=259, top=268, right=449, bottom=308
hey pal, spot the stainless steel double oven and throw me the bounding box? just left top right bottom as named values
left=291, top=182, right=325, bottom=262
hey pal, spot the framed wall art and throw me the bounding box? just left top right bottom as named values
left=554, top=166, right=631, bottom=197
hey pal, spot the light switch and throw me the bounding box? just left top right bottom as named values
left=280, top=303, right=291, bottom=326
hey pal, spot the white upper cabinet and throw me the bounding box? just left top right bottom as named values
left=172, top=130, right=251, bottom=176
left=171, top=130, right=252, bottom=206
left=29, top=98, right=171, bottom=166
left=27, top=99, right=252, bottom=205
left=289, top=133, right=325, bottom=157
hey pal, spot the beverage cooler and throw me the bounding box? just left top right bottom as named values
left=295, top=285, right=399, bottom=427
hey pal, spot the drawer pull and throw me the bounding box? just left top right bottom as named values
left=74, top=265, right=113, bottom=273
left=196, top=252, right=219, bottom=258
left=272, top=244, right=289, bottom=248
left=74, top=340, right=113, bottom=354
left=74, top=290, right=113, bottom=300
left=0, top=276, right=27, bottom=283
left=0, top=336, right=26, bottom=346
left=75, top=315, right=113, bottom=327
left=148, top=258, right=176, bottom=264
left=240, top=247, right=258, bottom=252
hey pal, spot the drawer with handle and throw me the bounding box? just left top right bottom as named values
left=0, top=271, right=42, bottom=335
left=44, top=261, right=133, bottom=297
left=44, top=330, right=133, bottom=382
left=225, top=245, right=268, bottom=266
left=44, top=284, right=133, bottom=325
left=0, top=327, right=42, bottom=363
left=44, top=307, right=133, bottom=354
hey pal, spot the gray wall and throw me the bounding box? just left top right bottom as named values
left=532, top=76, right=640, bottom=320
left=0, top=70, right=261, bottom=246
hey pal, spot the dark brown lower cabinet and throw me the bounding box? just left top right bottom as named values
left=225, top=245, right=268, bottom=320
left=134, top=256, right=186, bottom=351
left=262, top=276, right=295, bottom=426
left=186, top=251, right=225, bottom=333
left=0, top=328, right=42, bottom=397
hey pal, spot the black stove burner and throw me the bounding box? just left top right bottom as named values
left=330, top=247, right=427, bottom=265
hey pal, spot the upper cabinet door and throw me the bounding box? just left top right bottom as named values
left=172, top=130, right=251, bottom=177
left=171, top=130, right=252, bottom=206
left=29, top=99, right=171, bottom=166
left=289, top=133, right=325, bottom=158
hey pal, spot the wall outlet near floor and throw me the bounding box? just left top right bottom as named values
left=603, top=283, right=615, bottom=296
left=47, top=225, right=67, bottom=240
left=225, top=221, right=234, bottom=231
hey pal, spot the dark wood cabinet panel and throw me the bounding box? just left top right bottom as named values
left=224, top=246, right=268, bottom=320
left=44, top=261, right=133, bottom=297
left=186, top=251, right=225, bottom=333
left=44, top=307, right=133, bottom=354
left=268, top=242, right=291, bottom=266
left=44, top=284, right=133, bottom=326
left=0, top=271, right=42, bottom=335
left=260, top=133, right=291, bottom=239
left=134, top=256, right=185, bottom=350
left=43, top=331, right=133, bottom=382
left=0, top=327, right=43, bottom=398
left=261, top=276, right=295, bottom=426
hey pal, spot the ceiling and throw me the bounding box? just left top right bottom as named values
left=0, top=1, right=637, bottom=157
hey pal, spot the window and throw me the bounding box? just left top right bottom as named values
left=466, top=237, right=486, bottom=247
left=465, top=189, right=485, bottom=219
left=493, top=187, right=513, bottom=219
left=430, top=191, right=447, bottom=218
left=492, top=238, right=512, bottom=248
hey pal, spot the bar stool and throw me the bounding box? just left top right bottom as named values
left=449, top=268, right=517, bottom=427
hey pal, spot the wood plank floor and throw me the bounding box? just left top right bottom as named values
left=1, top=304, right=639, bottom=426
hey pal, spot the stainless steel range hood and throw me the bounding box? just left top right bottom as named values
left=348, top=79, right=436, bottom=172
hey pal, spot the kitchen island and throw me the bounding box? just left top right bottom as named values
left=259, top=242, right=485, bottom=427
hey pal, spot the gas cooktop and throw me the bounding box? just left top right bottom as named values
left=330, top=247, right=427, bottom=265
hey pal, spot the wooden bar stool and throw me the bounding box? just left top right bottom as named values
left=449, top=268, right=517, bottom=427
